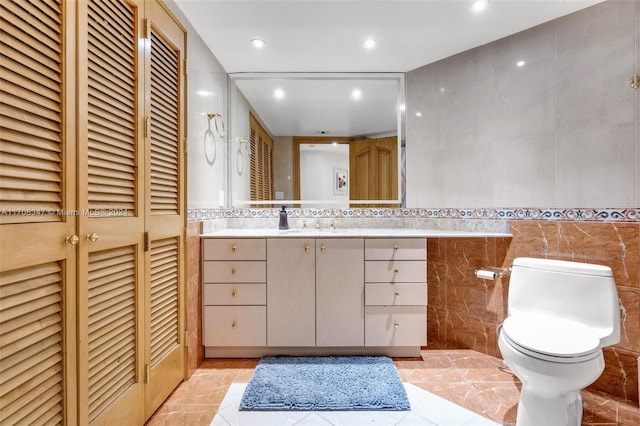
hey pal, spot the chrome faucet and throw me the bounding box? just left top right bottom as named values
left=278, top=206, right=289, bottom=230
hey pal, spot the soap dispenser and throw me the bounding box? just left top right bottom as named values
left=278, top=205, right=289, bottom=230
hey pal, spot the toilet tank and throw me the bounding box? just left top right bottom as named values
left=508, top=257, right=620, bottom=347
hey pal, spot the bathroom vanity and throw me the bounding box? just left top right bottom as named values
left=201, top=229, right=433, bottom=357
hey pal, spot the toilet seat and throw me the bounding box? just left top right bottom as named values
left=501, top=314, right=601, bottom=363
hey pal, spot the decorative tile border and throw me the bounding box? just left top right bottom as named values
left=188, top=208, right=640, bottom=222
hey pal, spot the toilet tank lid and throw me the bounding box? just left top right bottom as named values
left=513, top=257, right=612, bottom=277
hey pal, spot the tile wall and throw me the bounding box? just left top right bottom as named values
left=428, top=220, right=639, bottom=403
left=406, top=0, right=638, bottom=209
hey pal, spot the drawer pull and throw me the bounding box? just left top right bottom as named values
left=393, top=268, right=399, bottom=274
left=393, top=245, right=399, bottom=251
left=304, top=244, right=310, bottom=252
left=231, top=321, right=238, bottom=329
left=320, top=245, right=326, bottom=253
left=394, top=291, right=400, bottom=297
left=231, top=267, right=237, bottom=275
left=394, top=322, right=400, bottom=329
left=231, top=245, right=237, bottom=252
left=231, top=290, right=237, bottom=297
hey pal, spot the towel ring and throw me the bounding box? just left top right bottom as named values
left=236, top=146, right=244, bottom=175
left=236, top=137, right=249, bottom=175
left=213, top=113, right=225, bottom=138
left=204, top=114, right=217, bottom=165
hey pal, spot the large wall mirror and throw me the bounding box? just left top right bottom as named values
left=228, top=73, right=405, bottom=207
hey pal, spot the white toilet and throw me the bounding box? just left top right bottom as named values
left=498, top=257, right=620, bottom=426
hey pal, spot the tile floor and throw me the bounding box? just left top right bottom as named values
left=209, top=382, right=499, bottom=425
left=146, top=349, right=640, bottom=426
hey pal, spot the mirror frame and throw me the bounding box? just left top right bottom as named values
left=227, top=72, right=406, bottom=207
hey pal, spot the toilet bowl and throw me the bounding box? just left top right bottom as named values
left=498, top=258, right=620, bottom=426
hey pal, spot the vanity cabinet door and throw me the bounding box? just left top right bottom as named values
left=267, top=239, right=316, bottom=346
left=316, top=238, right=364, bottom=346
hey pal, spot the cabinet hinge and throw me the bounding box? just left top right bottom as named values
left=144, top=231, right=150, bottom=252
left=144, top=18, right=151, bottom=39
left=144, top=116, right=151, bottom=139
left=184, top=330, right=189, bottom=348
left=145, top=363, right=150, bottom=384
left=183, top=58, right=188, bottom=75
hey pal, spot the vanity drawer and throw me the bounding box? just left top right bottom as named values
left=365, top=306, right=426, bottom=347
left=203, top=260, right=266, bottom=283
left=365, top=260, right=426, bottom=283
left=365, top=238, right=426, bottom=261
left=203, top=306, right=266, bottom=347
left=203, top=238, right=266, bottom=261
left=204, top=283, right=266, bottom=306
left=365, top=283, right=427, bottom=306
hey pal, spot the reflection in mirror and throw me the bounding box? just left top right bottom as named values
left=228, top=73, right=405, bottom=207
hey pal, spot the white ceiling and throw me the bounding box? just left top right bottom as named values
left=175, top=0, right=604, bottom=136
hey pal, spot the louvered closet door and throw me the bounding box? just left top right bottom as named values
left=144, top=0, right=185, bottom=418
left=0, top=1, right=78, bottom=425
left=76, top=0, right=145, bottom=425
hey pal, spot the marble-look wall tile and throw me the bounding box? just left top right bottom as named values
left=427, top=221, right=639, bottom=402
left=616, top=287, right=639, bottom=353
left=186, top=221, right=203, bottom=377
left=406, top=0, right=639, bottom=209
left=427, top=262, right=447, bottom=309
left=637, top=0, right=640, bottom=209
left=557, top=222, right=639, bottom=288
left=593, top=347, right=639, bottom=402
left=503, top=220, right=559, bottom=264
left=427, top=306, right=448, bottom=345
left=446, top=311, right=500, bottom=358
left=445, top=238, right=498, bottom=323
left=554, top=0, right=636, bottom=208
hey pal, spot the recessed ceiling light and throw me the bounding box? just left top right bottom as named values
left=351, top=89, right=362, bottom=100
left=250, top=38, right=266, bottom=49
left=516, top=60, right=526, bottom=67
left=363, top=38, right=377, bottom=49
left=415, top=112, right=423, bottom=117
left=471, top=0, right=489, bottom=13
left=274, top=88, right=285, bottom=99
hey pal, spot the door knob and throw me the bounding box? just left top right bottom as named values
left=86, top=233, right=99, bottom=242
left=65, top=235, right=79, bottom=245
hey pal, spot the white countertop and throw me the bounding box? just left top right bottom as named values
left=200, top=228, right=512, bottom=238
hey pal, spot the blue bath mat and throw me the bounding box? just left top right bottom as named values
left=239, top=356, right=410, bottom=411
